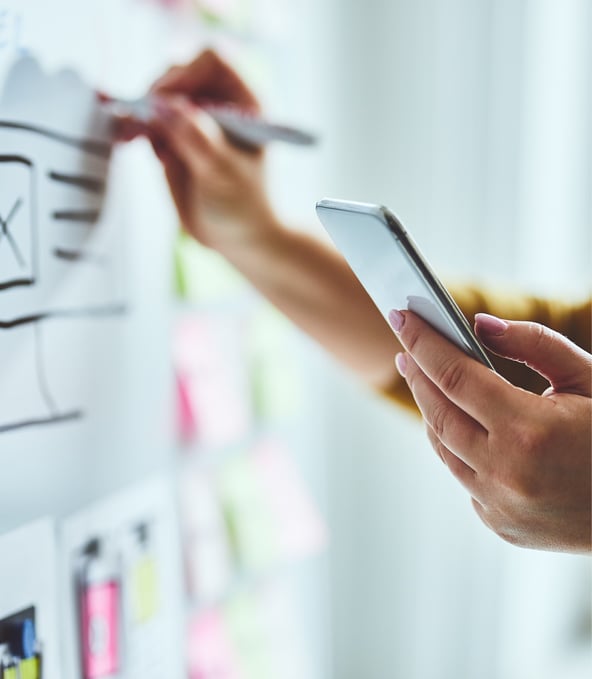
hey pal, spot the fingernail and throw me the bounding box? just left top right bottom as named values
left=388, top=309, right=405, bottom=333
left=395, top=352, right=408, bottom=377
left=475, top=313, right=509, bottom=336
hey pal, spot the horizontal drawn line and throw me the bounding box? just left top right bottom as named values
left=48, top=171, right=105, bottom=194
left=0, top=120, right=111, bottom=157
left=0, top=303, right=127, bottom=329
left=52, top=209, right=100, bottom=223
left=0, top=410, right=83, bottom=434
left=53, top=247, right=107, bottom=266
left=0, top=154, right=34, bottom=166
left=0, top=278, right=34, bottom=292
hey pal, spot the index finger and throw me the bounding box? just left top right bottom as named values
left=390, top=310, right=523, bottom=428
left=151, top=49, right=260, bottom=111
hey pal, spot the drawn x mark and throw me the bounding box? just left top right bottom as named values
left=0, top=197, right=26, bottom=268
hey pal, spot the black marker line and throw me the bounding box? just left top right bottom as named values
left=0, top=197, right=26, bottom=267
left=2, top=227, right=26, bottom=267
left=52, top=209, right=100, bottom=223
left=0, top=154, right=39, bottom=292
left=0, top=154, right=33, bottom=166
left=53, top=247, right=107, bottom=266
left=34, top=322, right=58, bottom=415
left=0, top=410, right=83, bottom=434
left=1, top=195, right=23, bottom=227
left=0, top=303, right=127, bottom=329
left=0, top=278, right=35, bottom=291
left=0, top=121, right=111, bottom=157
left=48, top=171, right=105, bottom=194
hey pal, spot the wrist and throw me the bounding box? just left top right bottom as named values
left=212, top=207, right=287, bottom=263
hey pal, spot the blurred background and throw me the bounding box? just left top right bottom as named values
left=0, top=1, right=590, bottom=678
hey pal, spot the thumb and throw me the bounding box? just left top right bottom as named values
left=475, top=313, right=592, bottom=396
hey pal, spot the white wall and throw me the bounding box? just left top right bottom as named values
left=284, top=1, right=592, bottom=677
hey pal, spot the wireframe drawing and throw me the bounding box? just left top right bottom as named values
left=0, top=57, right=126, bottom=434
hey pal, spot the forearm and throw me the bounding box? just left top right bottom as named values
left=219, top=218, right=402, bottom=389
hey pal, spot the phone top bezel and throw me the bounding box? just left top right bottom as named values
left=316, top=198, right=495, bottom=370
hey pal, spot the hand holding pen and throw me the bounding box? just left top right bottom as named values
left=106, top=47, right=316, bottom=149
left=110, top=49, right=312, bottom=253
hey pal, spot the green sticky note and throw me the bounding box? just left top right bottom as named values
left=173, top=232, right=247, bottom=301
left=218, top=454, right=279, bottom=573
left=247, top=306, right=302, bottom=422
left=225, top=593, right=275, bottom=679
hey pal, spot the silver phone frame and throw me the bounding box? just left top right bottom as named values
left=316, top=198, right=495, bottom=370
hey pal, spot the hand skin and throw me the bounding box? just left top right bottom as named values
left=116, top=50, right=400, bottom=388
left=389, top=309, right=592, bottom=553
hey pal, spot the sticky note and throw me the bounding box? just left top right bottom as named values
left=81, top=580, right=120, bottom=678
left=194, top=0, right=250, bottom=30
left=217, top=454, right=279, bottom=573
left=131, top=556, right=160, bottom=623
left=246, top=307, right=302, bottom=422
left=252, top=440, right=326, bottom=561
left=18, top=657, right=40, bottom=679
left=173, top=232, right=247, bottom=302
left=173, top=316, right=252, bottom=449
left=176, top=372, right=197, bottom=443
left=180, top=470, right=233, bottom=602
left=187, top=609, right=242, bottom=679
left=224, top=593, right=275, bottom=679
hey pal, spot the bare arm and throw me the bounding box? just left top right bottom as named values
left=117, top=50, right=401, bottom=390
left=221, top=218, right=400, bottom=388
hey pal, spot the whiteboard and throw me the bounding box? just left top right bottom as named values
left=0, top=0, right=179, bottom=530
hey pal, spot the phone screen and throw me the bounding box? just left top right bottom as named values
left=316, top=199, right=493, bottom=369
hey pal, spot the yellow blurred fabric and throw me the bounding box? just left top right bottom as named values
left=382, top=285, right=592, bottom=414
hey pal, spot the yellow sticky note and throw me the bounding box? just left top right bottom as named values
left=19, top=658, right=40, bottom=679
left=131, top=557, right=160, bottom=623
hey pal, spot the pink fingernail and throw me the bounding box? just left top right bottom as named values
left=388, top=309, right=404, bottom=333
left=475, top=313, right=509, bottom=336
left=395, top=352, right=408, bottom=377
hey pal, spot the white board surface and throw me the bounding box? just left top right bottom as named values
left=0, top=0, right=180, bottom=530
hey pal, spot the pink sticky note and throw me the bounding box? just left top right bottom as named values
left=252, top=441, right=326, bottom=561
left=176, top=372, right=197, bottom=443
left=173, top=317, right=252, bottom=449
left=81, top=581, right=120, bottom=679
left=187, top=609, right=243, bottom=679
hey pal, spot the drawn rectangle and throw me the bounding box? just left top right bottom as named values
left=0, top=155, right=36, bottom=291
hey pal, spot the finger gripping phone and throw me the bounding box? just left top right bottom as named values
left=315, top=198, right=494, bottom=370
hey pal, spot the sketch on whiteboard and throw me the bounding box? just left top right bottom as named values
left=0, top=154, right=35, bottom=289
left=0, top=56, right=126, bottom=434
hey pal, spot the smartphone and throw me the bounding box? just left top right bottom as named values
left=315, top=198, right=494, bottom=370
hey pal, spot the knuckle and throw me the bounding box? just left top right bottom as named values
left=201, top=48, right=219, bottom=64
left=402, top=323, right=421, bottom=355
left=430, top=402, right=448, bottom=439
left=496, top=525, right=523, bottom=547
left=436, top=357, right=465, bottom=395
left=472, top=501, right=521, bottom=546
left=530, top=322, right=555, bottom=354
left=425, top=425, right=446, bottom=462
left=499, top=424, right=549, bottom=500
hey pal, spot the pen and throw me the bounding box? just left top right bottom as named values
left=99, top=94, right=318, bottom=148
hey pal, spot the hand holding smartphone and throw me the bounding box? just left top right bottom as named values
left=315, top=198, right=494, bottom=370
